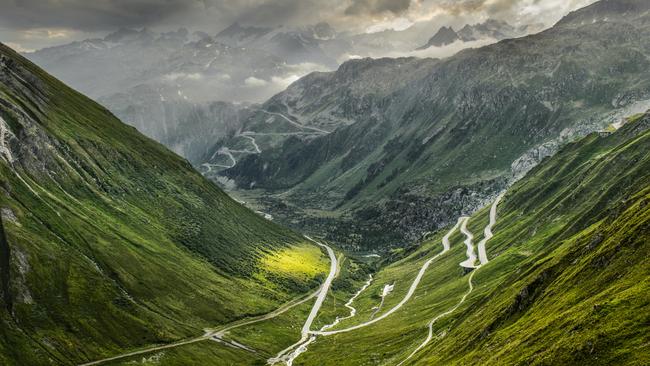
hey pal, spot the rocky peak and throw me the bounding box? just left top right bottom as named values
left=418, top=26, right=459, bottom=49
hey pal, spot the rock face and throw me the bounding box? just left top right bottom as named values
left=216, top=0, right=650, bottom=250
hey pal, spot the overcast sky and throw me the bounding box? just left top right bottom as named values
left=1, top=0, right=597, bottom=52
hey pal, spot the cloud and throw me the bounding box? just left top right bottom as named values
left=4, top=42, right=34, bottom=53
left=244, top=77, right=268, bottom=87
left=271, top=74, right=300, bottom=88
left=163, top=72, right=204, bottom=81
left=384, top=38, right=498, bottom=59
left=345, top=0, right=413, bottom=16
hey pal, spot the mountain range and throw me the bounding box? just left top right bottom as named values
left=212, top=0, right=650, bottom=250
left=24, top=19, right=527, bottom=166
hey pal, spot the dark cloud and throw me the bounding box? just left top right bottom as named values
left=235, top=0, right=329, bottom=27
left=0, top=0, right=204, bottom=31
left=345, top=0, right=413, bottom=16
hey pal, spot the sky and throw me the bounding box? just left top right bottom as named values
left=0, top=0, right=597, bottom=52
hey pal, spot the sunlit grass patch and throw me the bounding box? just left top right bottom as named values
left=259, top=242, right=329, bottom=282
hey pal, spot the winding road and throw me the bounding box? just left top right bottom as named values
left=397, top=194, right=504, bottom=365
left=81, top=195, right=504, bottom=366
left=310, top=218, right=464, bottom=337
left=79, top=238, right=336, bottom=366
left=269, top=237, right=338, bottom=365
left=321, top=274, right=374, bottom=331
left=459, top=217, right=478, bottom=269
left=203, top=134, right=261, bottom=173
left=241, top=135, right=261, bottom=153
left=259, top=109, right=329, bottom=134
left=396, top=269, right=479, bottom=366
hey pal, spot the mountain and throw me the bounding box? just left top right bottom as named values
left=418, top=19, right=528, bottom=49
left=97, top=84, right=253, bottom=165
left=0, top=42, right=330, bottom=365
left=558, top=0, right=650, bottom=26
left=214, top=22, right=274, bottom=46
left=214, top=0, right=650, bottom=250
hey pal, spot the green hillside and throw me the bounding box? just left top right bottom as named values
left=0, top=43, right=329, bottom=365
left=175, top=112, right=648, bottom=365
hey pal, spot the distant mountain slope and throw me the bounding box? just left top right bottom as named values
left=0, top=43, right=328, bottom=365
left=217, top=0, right=650, bottom=250
left=24, top=19, right=523, bottom=165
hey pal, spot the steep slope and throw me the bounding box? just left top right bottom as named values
left=0, top=43, right=329, bottom=365
left=207, top=111, right=649, bottom=366
left=218, top=0, right=650, bottom=250
left=100, top=88, right=250, bottom=164
left=405, top=111, right=650, bottom=365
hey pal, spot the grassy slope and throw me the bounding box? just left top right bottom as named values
left=210, top=113, right=649, bottom=365
left=0, top=43, right=329, bottom=365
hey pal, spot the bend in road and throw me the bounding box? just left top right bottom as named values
left=241, top=135, right=262, bottom=153
left=259, top=109, right=329, bottom=134
left=269, top=237, right=338, bottom=364
left=79, top=240, right=334, bottom=366
left=442, top=217, right=464, bottom=251
left=321, top=274, right=374, bottom=331
left=459, top=217, right=477, bottom=269
left=476, top=193, right=505, bottom=265
left=311, top=220, right=461, bottom=336
left=396, top=269, right=480, bottom=366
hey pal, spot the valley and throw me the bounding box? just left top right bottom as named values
left=0, top=1, right=648, bottom=365
left=91, top=110, right=650, bottom=365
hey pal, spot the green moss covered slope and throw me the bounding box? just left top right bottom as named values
left=0, top=43, right=328, bottom=365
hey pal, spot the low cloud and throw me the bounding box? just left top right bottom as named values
left=244, top=77, right=268, bottom=87
left=379, top=38, right=497, bottom=59
left=163, top=72, right=204, bottom=81
left=4, top=42, right=34, bottom=53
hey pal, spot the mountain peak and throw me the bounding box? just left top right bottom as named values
left=418, top=18, right=522, bottom=50
left=418, top=25, right=459, bottom=49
